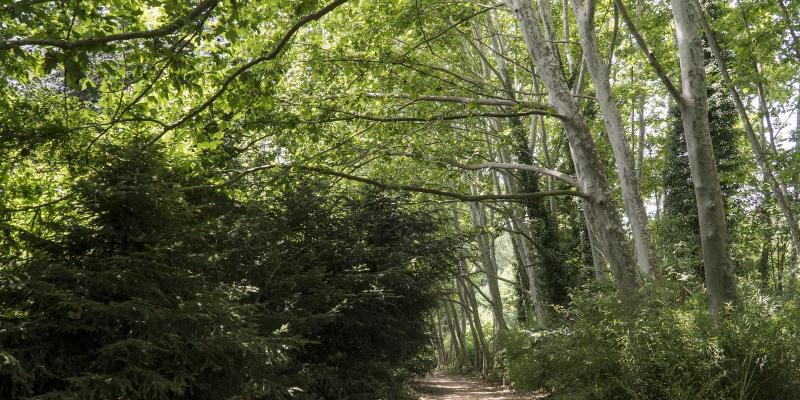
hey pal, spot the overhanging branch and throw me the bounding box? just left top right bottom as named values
left=181, top=163, right=589, bottom=201
left=1, top=0, right=220, bottom=50
left=613, top=0, right=682, bottom=103
left=146, top=0, right=351, bottom=145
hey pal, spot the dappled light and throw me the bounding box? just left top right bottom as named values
left=1, top=0, right=799, bottom=399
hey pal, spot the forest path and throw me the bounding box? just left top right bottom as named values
left=415, top=373, right=545, bottom=399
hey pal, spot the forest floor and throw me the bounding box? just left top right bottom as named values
left=415, top=373, right=547, bottom=399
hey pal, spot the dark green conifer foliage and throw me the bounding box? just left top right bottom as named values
left=253, top=181, right=457, bottom=399
left=0, top=144, right=276, bottom=399
left=0, top=145, right=456, bottom=399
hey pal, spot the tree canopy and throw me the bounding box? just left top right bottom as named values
left=1, top=0, right=800, bottom=398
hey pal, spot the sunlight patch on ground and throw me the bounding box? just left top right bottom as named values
left=416, top=374, right=546, bottom=399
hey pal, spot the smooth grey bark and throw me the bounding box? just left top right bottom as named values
left=444, top=300, right=470, bottom=366
left=466, top=177, right=509, bottom=333
left=457, top=268, right=490, bottom=372
left=637, top=102, right=646, bottom=184
left=563, top=0, right=574, bottom=72
left=672, top=0, right=736, bottom=314
left=572, top=0, right=659, bottom=280
left=495, top=146, right=549, bottom=325
left=698, top=4, right=800, bottom=283
left=456, top=278, right=484, bottom=372
left=504, top=0, right=641, bottom=295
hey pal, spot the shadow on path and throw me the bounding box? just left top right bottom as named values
left=415, top=373, right=544, bottom=400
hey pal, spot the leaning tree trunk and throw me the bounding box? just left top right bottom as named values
left=671, top=0, right=736, bottom=314
left=698, top=7, right=800, bottom=286
left=572, top=0, right=659, bottom=280
left=466, top=178, right=509, bottom=333
left=432, top=314, right=446, bottom=365
left=504, top=0, right=641, bottom=295
left=456, top=278, right=483, bottom=372
left=457, top=275, right=489, bottom=373
left=444, top=300, right=470, bottom=367
left=496, top=147, right=549, bottom=324
left=453, top=208, right=492, bottom=371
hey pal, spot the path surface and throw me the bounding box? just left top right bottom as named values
left=415, top=373, right=544, bottom=400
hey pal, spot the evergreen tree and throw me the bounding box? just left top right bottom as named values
left=0, top=144, right=276, bottom=399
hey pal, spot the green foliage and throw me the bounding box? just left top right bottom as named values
left=256, top=181, right=458, bottom=400
left=0, top=145, right=277, bottom=399
left=499, top=282, right=800, bottom=399
left=659, top=68, right=747, bottom=277
left=0, top=143, right=456, bottom=399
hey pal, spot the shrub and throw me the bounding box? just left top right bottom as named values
left=499, top=281, right=800, bottom=399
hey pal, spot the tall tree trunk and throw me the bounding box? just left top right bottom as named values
left=698, top=6, right=800, bottom=285
left=496, top=147, right=549, bottom=325
left=672, top=0, right=736, bottom=314
left=466, top=178, right=509, bottom=333
left=433, top=314, right=446, bottom=365
left=572, top=0, right=659, bottom=280
left=563, top=0, right=574, bottom=73
left=758, top=202, right=773, bottom=289
left=456, top=279, right=482, bottom=372
left=504, top=0, right=641, bottom=295
left=444, top=301, right=470, bottom=366
left=637, top=102, right=646, bottom=184
left=457, top=275, right=489, bottom=373
left=461, top=265, right=491, bottom=370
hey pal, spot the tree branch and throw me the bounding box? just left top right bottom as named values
left=613, top=0, right=682, bottom=103
left=0, top=194, right=74, bottom=213
left=363, top=92, right=532, bottom=107
left=181, top=163, right=589, bottom=201
left=0, top=0, right=220, bottom=50
left=447, top=160, right=579, bottom=187
left=146, top=0, right=351, bottom=146
left=316, top=109, right=562, bottom=123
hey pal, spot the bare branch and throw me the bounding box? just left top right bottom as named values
left=316, top=109, right=562, bottom=123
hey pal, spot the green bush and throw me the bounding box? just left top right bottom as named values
left=0, top=144, right=456, bottom=399
left=499, top=281, right=800, bottom=399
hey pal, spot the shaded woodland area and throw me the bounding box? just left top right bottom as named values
left=1, top=0, right=800, bottom=398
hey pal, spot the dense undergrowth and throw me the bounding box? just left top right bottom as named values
left=499, top=281, right=800, bottom=400
left=0, top=145, right=453, bottom=400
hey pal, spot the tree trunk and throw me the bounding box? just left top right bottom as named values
left=457, top=274, right=489, bottom=373
left=637, top=102, right=646, bottom=184
left=456, top=279, right=482, bottom=372
left=672, top=0, right=736, bottom=314
left=444, top=301, right=470, bottom=366
left=698, top=6, right=800, bottom=286
left=495, top=146, right=549, bottom=324
left=504, top=0, right=641, bottom=295
left=572, top=0, right=659, bottom=280
left=433, top=313, right=447, bottom=365
left=466, top=178, right=509, bottom=333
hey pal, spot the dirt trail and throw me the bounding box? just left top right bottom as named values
left=415, top=373, right=544, bottom=400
